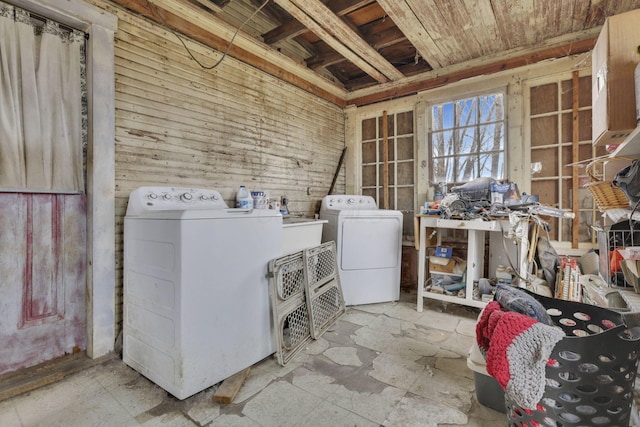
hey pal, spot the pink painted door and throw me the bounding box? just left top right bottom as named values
left=0, top=193, right=86, bottom=375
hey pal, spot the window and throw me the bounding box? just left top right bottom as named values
left=0, top=2, right=87, bottom=192
left=429, top=92, right=506, bottom=185
left=361, top=110, right=414, bottom=238
left=528, top=75, right=605, bottom=245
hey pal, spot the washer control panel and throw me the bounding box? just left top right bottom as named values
left=126, top=186, right=228, bottom=216
left=320, top=195, right=378, bottom=211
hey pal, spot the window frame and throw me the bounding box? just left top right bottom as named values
left=360, top=110, right=415, bottom=209
left=524, top=72, right=602, bottom=249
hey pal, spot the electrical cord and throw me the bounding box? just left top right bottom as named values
left=145, top=0, right=270, bottom=70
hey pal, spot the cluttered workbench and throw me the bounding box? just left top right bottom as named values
left=415, top=177, right=575, bottom=312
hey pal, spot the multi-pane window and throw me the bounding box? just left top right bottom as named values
left=361, top=111, right=414, bottom=239
left=529, top=76, right=605, bottom=244
left=430, top=92, right=506, bottom=185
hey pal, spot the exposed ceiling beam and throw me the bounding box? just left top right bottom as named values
left=307, top=24, right=407, bottom=69
left=347, top=36, right=597, bottom=106
left=262, top=0, right=374, bottom=44
left=376, top=0, right=446, bottom=69
left=275, top=0, right=404, bottom=83
left=262, top=17, right=308, bottom=44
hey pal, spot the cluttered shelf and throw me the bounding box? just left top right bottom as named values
left=415, top=215, right=528, bottom=311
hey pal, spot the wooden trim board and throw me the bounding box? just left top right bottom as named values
left=212, top=367, right=251, bottom=404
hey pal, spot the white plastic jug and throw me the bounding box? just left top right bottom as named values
left=235, top=185, right=253, bottom=209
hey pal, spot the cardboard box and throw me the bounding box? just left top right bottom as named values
left=619, top=246, right=640, bottom=260
left=592, top=8, right=640, bottom=146
left=429, top=257, right=456, bottom=273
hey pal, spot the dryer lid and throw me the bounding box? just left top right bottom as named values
left=320, top=195, right=378, bottom=212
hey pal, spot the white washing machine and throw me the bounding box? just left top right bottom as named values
left=123, top=186, right=282, bottom=400
left=319, top=195, right=403, bottom=305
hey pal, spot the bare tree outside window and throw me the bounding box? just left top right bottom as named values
left=430, top=93, right=506, bottom=186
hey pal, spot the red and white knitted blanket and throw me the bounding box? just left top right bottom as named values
left=476, top=301, right=565, bottom=409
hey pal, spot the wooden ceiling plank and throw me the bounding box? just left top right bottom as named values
left=582, top=0, right=607, bottom=27
left=344, top=2, right=385, bottom=27
left=274, top=0, right=390, bottom=83
left=376, top=0, right=446, bottom=69
left=431, top=0, right=482, bottom=61
left=263, top=0, right=373, bottom=44
left=363, top=25, right=406, bottom=50
left=407, top=0, right=473, bottom=64
left=571, top=0, right=591, bottom=32
left=439, top=0, right=502, bottom=59
left=452, top=0, right=504, bottom=58
left=491, top=0, right=536, bottom=49
left=287, top=0, right=404, bottom=80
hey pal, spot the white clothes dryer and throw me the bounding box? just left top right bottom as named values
left=319, top=195, right=402, bottom=305
left=123, top=186, right=282, bottom=400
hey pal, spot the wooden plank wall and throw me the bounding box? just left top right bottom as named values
left=93, top=1, right=346, bottom=331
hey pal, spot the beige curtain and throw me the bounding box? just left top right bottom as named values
left=0, top=2, right=85, bottom=191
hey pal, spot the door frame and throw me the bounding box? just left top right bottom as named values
left=7, top=0, right=118, bottom=359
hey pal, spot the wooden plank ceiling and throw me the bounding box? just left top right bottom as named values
left=112, top=0, right=640, bottom=106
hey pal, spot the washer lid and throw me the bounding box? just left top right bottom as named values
left=126, top=186, right=228, bottom=217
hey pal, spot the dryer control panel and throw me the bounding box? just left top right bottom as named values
left=126, top=186, right=228, bottom=216
left=320, top=195, right=378, bottom=211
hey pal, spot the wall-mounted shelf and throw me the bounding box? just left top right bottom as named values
left=610, top=126, right=640, bottom=159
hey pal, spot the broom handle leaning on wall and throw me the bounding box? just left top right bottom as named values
left=328, top=147, right=347, bottom=196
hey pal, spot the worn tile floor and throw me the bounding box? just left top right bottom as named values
left=0, top=288, right=505, bottom=426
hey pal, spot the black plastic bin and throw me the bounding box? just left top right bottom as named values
left=505, top=290, right=640, bottom=426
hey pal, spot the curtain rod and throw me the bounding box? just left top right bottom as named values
left=2, top=0, right=89, bottom=39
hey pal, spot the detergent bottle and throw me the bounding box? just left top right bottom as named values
left=235, top=185, right=252, bottom=209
